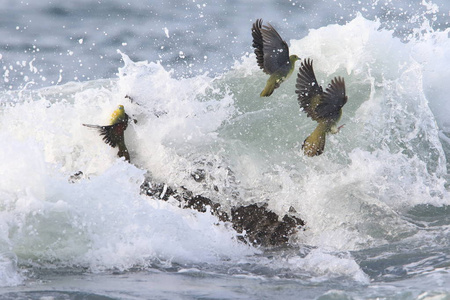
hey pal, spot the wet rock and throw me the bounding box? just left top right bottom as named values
left=139, top=178, right=305, bottom=247
left=140, top=181, right=177, bottom=201
left=71, top=172, right=305, bottom=247
left=140, top=180, right=229, bottom=222
left=231, top=204, right=305, bottom=246
left=184, top=195, right=228, bottom=221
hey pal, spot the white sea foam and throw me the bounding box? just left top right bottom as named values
left=225, top=14, right=450, bottom=250
left=1, top=14, right=450, bottom=286
left=287, top=249, right=370, bottom=284
left=0, top=252, right=22, bottom=287
left=0, top=128, right=255, bottom=284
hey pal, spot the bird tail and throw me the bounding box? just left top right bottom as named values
left=260, top=76, right=282, bottom=97
left=118, top=144, right=130, bottom=162
left=82, top=124, right=102, bottom=129
left=302, top=124, right=327, bottom=157
left=260, top=82, right=275, bottom=97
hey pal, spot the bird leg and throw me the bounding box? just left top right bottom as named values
left=330, top=124, right=345, bottom=134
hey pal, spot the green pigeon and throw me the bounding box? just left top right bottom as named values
left=83, top=104, right=130, bottom=162
left=252, top=18, right=299, bottom=97
left=295, top=58, right=347, bottom=157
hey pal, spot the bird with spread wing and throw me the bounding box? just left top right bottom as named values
left=295, top=59, right=347, bottom=157
left=83, top=105, right=131, bottom=162
left=252, top=19, right=299, bottom=97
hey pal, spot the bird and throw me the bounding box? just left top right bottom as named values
left=251, top=18, right=299, bottom=97
left=83, top=105, right=131, bottom=162
left=295, top=58, right=347, bottom=157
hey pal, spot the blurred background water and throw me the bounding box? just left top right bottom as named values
left=0, top=0, right=448, bottom=90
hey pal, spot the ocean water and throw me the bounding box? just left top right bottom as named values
left=1, top=0, right=450, bottom=299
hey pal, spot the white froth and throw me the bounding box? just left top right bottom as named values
left=287, top=249, right=370, bottom=284
left=1, top=15, right=450, bottom=285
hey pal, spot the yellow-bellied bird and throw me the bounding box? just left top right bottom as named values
left=296, top=59, right=347, bottom=157
left=252, top=19, right=299, bottom=97
left=83, top=105, right=130, bottom=162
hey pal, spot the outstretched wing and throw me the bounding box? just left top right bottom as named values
left=295, top=58, right=323, bottom=121
left=252, top=19, right=290, bottom=75
left=83, top=122, right=127, bottom=148
left=251, top=19, right=266, bottom=74
left=316, top=77, right=347, bottom=120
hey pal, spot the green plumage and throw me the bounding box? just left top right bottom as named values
left=295, top=59, right=347, bottom=156
left=252, top=19, right=299, bottom=97
left=83, top=105, right=130, bottom=162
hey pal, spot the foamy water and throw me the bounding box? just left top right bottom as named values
left=1, top=3, right=450, bottom=299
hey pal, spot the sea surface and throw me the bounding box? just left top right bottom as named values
left=1, top=0, right=450, bottom=299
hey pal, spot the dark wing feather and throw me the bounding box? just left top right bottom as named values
left=261, top=22, right=290, bottom=74
left=295, top=58, right=323, bottom=121
left=83, top=122, right=127, bottom=148
left=251, top=19, right=267, bottom=74
left=315, top=77, right=347, bottom=120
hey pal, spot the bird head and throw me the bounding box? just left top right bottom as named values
left=289, top=55, right=300, bottom=64
left=110, top=104, right=127, bottom=125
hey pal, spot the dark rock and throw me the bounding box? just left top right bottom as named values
left=183, top=195, right=229, bottom=222
left=140, top=181, right=177, bottom=201
left=72, top=172, right=305, bottom=247
left=139, top=177, right=305, bottom=247
left=231, top=204, right=305, bottom=246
